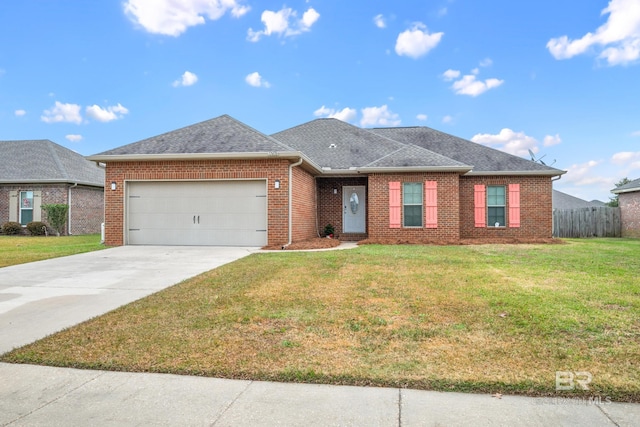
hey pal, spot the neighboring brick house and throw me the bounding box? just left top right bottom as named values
left=611, top=178, right=640, bottom=238
left=0, top=140, right=105, bottom=235
left=88, top=115, right=565, bottom=247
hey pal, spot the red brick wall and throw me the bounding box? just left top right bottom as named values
left=367, top=173, right=460, bottom=241
left=619, top=191, right=640, bottom=238
left=317, top=177, right=368, bottom=240
left=459, top=176, right=553, bottom=239
left=104, top=159, right=291, bottom=246
left=69, top=186, right=104, bottom=235
left=0, top=184, right=103, bottom=235
left=291, top=167, right=318, bottom=242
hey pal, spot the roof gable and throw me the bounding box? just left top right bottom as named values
left=0, top=140, right=104, bottom=186
left=95, top=115, right=293, bottom=156
left=272, top=118, right=469, bottom=171
left=552, top=190, right=603, bottom=209
left=370, top=127, right=564, bottom=175
left=363, top=144, right=469, bottom=169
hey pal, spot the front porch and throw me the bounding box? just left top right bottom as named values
left=316, top=177, right=368, bottom=241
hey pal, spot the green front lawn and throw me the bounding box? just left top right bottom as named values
left=2, top=238, right=639, bottom=401
left=0, top=234, right=104, bottom=267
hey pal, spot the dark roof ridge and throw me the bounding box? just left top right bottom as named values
left=222, top=114, right=297, bottom=152
left=46, top=139, right=70, bottom=181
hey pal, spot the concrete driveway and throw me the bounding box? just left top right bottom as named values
left=0, top=246, right=257, bottom=354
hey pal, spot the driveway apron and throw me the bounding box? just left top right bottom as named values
left=0, top=246, right=256, bottom=355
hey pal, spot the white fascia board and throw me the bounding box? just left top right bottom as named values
left=87, top=151, right=323, bottom=174
left=464, top=170, right=566, bottom=177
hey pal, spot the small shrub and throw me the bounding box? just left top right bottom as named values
left=26, top=221, right=48, bottom=236
left=42, top=204, right=69, bottom=236
left=323, top=223, right=335, bottom=237
left=2, top=221, right=22, bottom=235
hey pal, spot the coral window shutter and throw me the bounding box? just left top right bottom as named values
left=474, top=185, right=486, bottom=227
left=389, top=181, right=401, bottom=228
left=509, top=184, right=521, bottom=228
left=424, top=181, right=438, bottom=228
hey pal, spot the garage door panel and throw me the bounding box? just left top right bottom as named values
left=127, top=181, right=267, bottom=246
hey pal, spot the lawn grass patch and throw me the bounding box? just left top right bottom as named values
left=0, top=234, right=104, bottom=267
left=3, top=238, right=639, bottom=401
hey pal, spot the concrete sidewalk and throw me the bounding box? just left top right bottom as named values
left=1, top=363, right=639, bottom=426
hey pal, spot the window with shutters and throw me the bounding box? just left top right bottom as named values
left=403, top=182, right=423, bottom=227
left=20, top=191, right=34, bottom=225
left=487, top=186, right=505, bottom=227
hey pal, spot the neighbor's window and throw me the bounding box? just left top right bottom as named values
left=487, top=186, right=505, bottom=227
left=20, top=191, right=34, bottom=226
left=403, top=182, right=423, bottom=227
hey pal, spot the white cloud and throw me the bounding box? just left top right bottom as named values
left=442, top=69, right=461, bottom=81
left=395, top=23, right=443, bottom=59
left=314, top=106, right=357, bottom=123
left=471, top=128, right=540, bottom=157
left=416, top=114, right=428, bottom=121
left=373, top=14, right=386, bottom=29
left=547, top=0, right=640, bottom=66
left=123, top=0, right=249, bottom=37
left=360, top=105, right=401, bottom=127
left=41, top=101, right=83, bottom=124
left=85, top=103, right=129, bottom=122
left=543, top=134, right=562, bottom=147
left=173, top=70, right=198, bottom=87
left=479, top=58, right=493, bottom=67
left=442, top=115, right=453, bottom=124
left=248, top=7, right=319, bottom=42
left=245, top=71, right=271, bottom=88
left=611, top=151, right=640, bottom=170
left=631, top=130, right=640, bottom=136
left=444, top=68, right=503, bottom=96
left=437, top=7, right=448, bottom=17
left=562, top=160, right=613, bottom=186
left=65, top=134, right=83, bottom=142
left=14, top=109, right=26, bottom=117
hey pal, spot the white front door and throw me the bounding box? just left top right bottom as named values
left=343, top=186, right=366, bottom=233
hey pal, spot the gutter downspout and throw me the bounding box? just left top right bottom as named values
left=282, top=157, right=304, bottom=249
left=68, top=183, right=78, bottom=235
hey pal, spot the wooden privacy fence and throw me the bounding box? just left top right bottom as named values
left=553, top=207, right=621, bottom=238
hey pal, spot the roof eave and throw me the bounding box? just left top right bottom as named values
left=464, top=169, right=567, bottom=177
left=87, top=151, right=324, bottom=175
left=0, top=179, right=104, bottom=187
left=355, top=166, right=473, bottom=174
left=612, top=186, right=640, bottom=194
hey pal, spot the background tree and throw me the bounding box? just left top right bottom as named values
left=42, top=204, right=69, bottom=236
left=607, top=177, right=632, bottom=207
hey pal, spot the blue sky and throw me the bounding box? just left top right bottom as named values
left=1, top=0, right=639, bottom=202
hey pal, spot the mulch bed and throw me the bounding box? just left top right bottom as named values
left=262, top=237, right=342, bottom=250
left=358, top=237, right=565, bottom=245
left=263, top=236, right=564, bottom=250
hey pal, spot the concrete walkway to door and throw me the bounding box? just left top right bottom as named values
left=0, top=245, right=257, bottom=354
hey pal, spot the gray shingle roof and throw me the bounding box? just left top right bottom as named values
left=271, top=118, right=470, bottom=170
left=0, top=140, right=104, bottom=187
left=612, top=177, right=640, bottom=194
left=552, top=190, right=603, bottom=210
left=370, top=126, right=564, bottom=175
left=94, top=115, right=293, bottom=156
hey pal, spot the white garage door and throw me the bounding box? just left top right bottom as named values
left=127, top=180, right=267, bottom=246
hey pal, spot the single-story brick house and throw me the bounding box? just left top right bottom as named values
left=611, top=177, right=640, bottom=238
left=88, top=115, right=565, bottom=247
left=0, top=140, right=105, bottom=235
